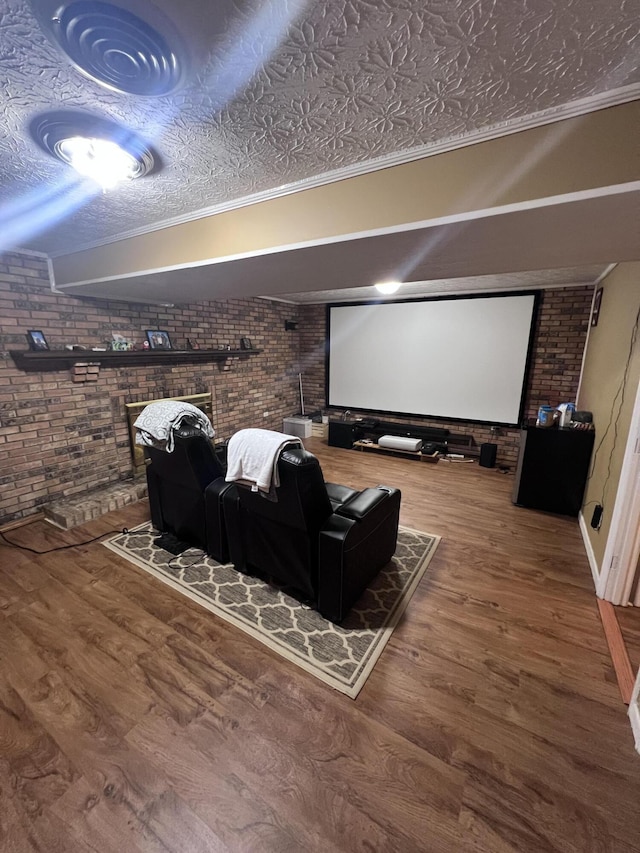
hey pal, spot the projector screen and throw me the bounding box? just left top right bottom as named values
left=327, top=292, right=538, bottom=426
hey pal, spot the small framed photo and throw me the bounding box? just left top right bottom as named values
left=26, top=330, right=49, bottom=351
left=145, top=330, right=172, bottom=350
left=240, top=337, right=252, bottom=350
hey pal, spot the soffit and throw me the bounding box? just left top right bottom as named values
left=55, top=186, right=639, bottom=303
left=49, top=103, right=640, bottom=289
left=267, top=266, right=607, bottom=305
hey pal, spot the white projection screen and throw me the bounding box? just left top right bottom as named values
left=327, top=292, right=538, bottom=426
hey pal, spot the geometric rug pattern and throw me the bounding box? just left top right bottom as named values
left=104, top=524, right=440, bottom=698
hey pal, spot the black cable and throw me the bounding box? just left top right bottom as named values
left=586, top=301, right=640, bottom=505
left=0, top=523, right=201, bottom=563
left=167, top=550, right=205, bottom=570
left=0, top=526, right=135, bottom=555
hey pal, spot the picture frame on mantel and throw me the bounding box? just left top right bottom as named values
left=26, top=329, right=49, bottom=351
left=145, top=330, right=173, bottom=350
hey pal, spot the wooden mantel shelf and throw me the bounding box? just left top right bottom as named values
left=9, top=348, right=262, bottom=372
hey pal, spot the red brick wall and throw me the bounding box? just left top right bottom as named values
left=0, top=250, right=593, bottom=522
left=0, top=251, right=301, bottom=524
left=298, top=287, right=594, bottom=467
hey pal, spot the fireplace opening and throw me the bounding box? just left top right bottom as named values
left=125, top=392, right=213, bottom=475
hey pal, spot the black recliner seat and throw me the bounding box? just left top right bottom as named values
left=223, top=446, right=401, bottom=623
left=145, top=424, right=231, bottom=562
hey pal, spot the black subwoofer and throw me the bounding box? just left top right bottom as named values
left=479, top=442, right=497, bottom=468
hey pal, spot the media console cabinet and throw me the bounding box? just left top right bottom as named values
left=352, top=440, right=440, bottom=462
left=328, top=419, right=452, bottom=452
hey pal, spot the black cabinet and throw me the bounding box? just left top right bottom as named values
left=512, top=426, right=595, bottom=516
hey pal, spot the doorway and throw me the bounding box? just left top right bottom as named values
left=597, top=377, right=640, bottom=605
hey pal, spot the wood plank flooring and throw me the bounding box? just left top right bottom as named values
left=1, top=437, right=640, bottom=852
left=616, top=604, right=640, bottom=675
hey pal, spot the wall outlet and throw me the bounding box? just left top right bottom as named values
left=591, top=504, right=603, bottom=529
left=263, top=411, right=269, bottom=418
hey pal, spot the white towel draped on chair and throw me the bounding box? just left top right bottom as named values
left=225, top=428, right=302, bottom=496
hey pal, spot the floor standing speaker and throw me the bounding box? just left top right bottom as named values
left=512, top=426, right=595, bottom=516
left=479, top=442, right=497, bottom=468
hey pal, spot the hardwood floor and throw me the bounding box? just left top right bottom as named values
left=617, top=605, right=640, bottom=675
left=1, top=437, right=639, bottom=852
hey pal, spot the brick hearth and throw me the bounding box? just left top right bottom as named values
left=44, top=480, right=148, bottom=529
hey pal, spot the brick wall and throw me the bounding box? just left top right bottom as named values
left=298, top=287, right=594, bottom=467
left=0, top=250, right=592, bottom=522
left=0, top=251, right=301, bottom=524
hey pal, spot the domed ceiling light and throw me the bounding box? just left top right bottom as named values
left=30, top=0, right=186, bottom=95
left=374, top=281, right=402, bottom=295
left=30, top=111, right=157, bottom=190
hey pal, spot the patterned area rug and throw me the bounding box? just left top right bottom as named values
left=104, top=524, right=440, bottom=698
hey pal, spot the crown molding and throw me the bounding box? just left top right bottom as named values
left=594, top=263, right=618, bottom=285
left=54, top=180, right=640, bottom=291
left=49, top=84, right=640, bottom=260
left=9, top=247, right=50, bottom=259
left=258, top=294, right=299, bottom=304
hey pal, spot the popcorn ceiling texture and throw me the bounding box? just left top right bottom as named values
left=1, top=0, right=638, bottom=255
left=0, top=250, right=592, bottom=523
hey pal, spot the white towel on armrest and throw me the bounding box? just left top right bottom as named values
left=225, top=428, right=302, bottom=495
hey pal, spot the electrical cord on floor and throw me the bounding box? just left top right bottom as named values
left=167, top=550, right=206, bottom=570
left=0, top=526, right=137, bottom=555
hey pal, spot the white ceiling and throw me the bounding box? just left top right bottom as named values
left=1, top=0, right=639, bottom=302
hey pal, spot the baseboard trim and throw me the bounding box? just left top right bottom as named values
left=629, top=698, right=640, bottom=754
left=596, top=598, right=635, bottom=705
left=0, top=512, right=45, bottom=532
left=579, top=511, right=600, bottom=589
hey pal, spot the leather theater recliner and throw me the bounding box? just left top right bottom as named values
left=144, top=424, right=231, bottom=561
left=223, top=447, right=401, bottom=623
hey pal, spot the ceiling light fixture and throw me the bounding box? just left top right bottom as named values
left=31, top=0, right=185, bottom=95
left=58, top=137, right=140, bottom=189
left=30, top=111, right=157, bottom=191
left=374, top=281, right=402, bottom=295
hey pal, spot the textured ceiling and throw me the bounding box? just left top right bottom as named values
left=268, top=265, right=608, bottom=304
left=1, top=0, right=639, bottom=258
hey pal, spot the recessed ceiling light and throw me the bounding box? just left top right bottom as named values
left=58, top=137, right=141, bottom=189
left=31, top=0, right=185, bottom=95
left=29, top=111, right=157, bottom=190
left=374, top=281, right=402, bottom=295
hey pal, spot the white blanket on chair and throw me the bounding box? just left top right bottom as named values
left=134, top=401, right=215, bottom=452
left=225, top=428, right=302, bottom=495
